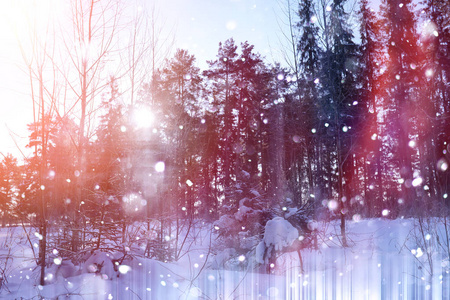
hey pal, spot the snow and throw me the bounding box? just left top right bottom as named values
left=263, top=217, right=299, bottom=251
left=255, top=240, right=266, bottom=265
left=235, top=204, right=253, bottom=222
left=285, top=207, right=298, bottom=219
left=3, top=218, right=450, bottom=299
left=83, top=251, right=117, bottom=279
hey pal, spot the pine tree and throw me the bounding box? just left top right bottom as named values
left=90, top=79, right=131, bottom=251
left=197, top=110, right=221, bottom=218
left=263, top=64, right=289, bottom=203
left=295, top=0, right=321, bottom=203
left=358, top=0, right=384, bottom=217
left=153, top=49, right=203, bottom=217
left=204, top=39, right=240, bottom=206
left=319, top=0, right=358, bottom=245
left=379, top=0, right=422, bottom=215
left=422, top=0, right=450, bottom=208
left=150, top=49, right=204, bottom=259
left=0, top=154, right=21, bottom=226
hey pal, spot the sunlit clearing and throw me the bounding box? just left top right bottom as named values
left=133, top=108, right=154, bottom=128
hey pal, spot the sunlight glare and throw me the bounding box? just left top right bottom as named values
left=133, top=108, right=154, bottom=128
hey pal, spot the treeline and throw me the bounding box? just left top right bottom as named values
left=0, top=0, right=449, bottom=277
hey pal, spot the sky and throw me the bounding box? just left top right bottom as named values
left=0, top=1, right=32, bottom=159
left=0, top=0, right=289, bottom=160
left=157, top=0, right=287, bottom=67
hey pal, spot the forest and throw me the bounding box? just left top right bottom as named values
left=0, top=0, right=450, bottom=297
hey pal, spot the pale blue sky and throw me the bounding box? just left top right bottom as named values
left=154, top=0, right=288, bottom=69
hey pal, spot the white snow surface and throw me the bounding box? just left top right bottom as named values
left=263, top=217, right=299, bottom=251
left=2, top=217, right=450, bottom=299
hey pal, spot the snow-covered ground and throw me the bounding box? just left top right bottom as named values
left=1, top=218, right=450, bottom=299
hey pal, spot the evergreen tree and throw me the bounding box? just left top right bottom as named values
left=422, top=0, right=450, bottom=208
left=379, top=0, right=422, bottom=215
left=0, top=154, right=21, bottom=226
left=204, top=39, right=240, bottom=206
left=358, top=0, right=384, bottom=217
left=235, top=42, right=266, bottom=182
left=89, top=79, right=133, bottom=251
left=318, top=0, right=358, bottom=245
left=150, top=49, right=204, bottom=259
left=153, top=49, right=203, bottom=218
left=263, top=64, right=289, bottom=203
left=295, top=0, right=321, bottom=203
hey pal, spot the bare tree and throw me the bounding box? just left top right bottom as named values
left=120, top=4, right=174, bottom=107
left=59, top=0, right=175, bottom=253
left=56, top=0, right=122, bottom=253
left=17, top=1, right=177, bottom=276
left=18, top=0, right=60, bottom=285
